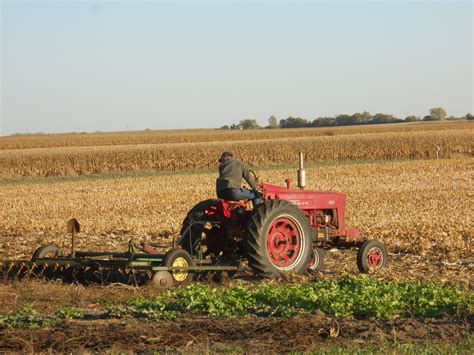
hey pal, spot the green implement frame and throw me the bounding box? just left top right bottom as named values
left=0, top=219, right=240, bottom=286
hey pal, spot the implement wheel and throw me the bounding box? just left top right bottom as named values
left=32, top=244, right=63, bottom=260
left=151, top=271, right=173, bottom=289
left=245, top=200, right=312, bottom=278
left=163, top=249, right=194, bottom=283
left=357, top=240, right=388, bottom=273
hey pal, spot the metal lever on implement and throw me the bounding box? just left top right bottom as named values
left=67, top=218, right=80, bottom=258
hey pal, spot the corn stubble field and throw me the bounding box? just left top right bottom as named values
left=0, top=121, right=471, bottom=178
left=0, top=121, right=473, bottom=352
left=1, top=122, right=472, bottom=267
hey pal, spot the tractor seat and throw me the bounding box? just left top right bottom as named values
left=219, top=200, right=253, bottom=216
left=221, top=199, right=247, bottom=207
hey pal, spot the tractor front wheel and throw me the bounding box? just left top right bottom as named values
left=245, top=200, right=312, bottom=278
left=357, top=240, right=388, bottom=273
left=307, top=247, right=325, bottom=273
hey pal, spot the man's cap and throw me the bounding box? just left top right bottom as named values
left=219, top=151, right=233, bottom=162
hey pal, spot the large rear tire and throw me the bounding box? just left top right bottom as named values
left=245, top=200, right=313, bottom=278
left=179, top=199, right=219, bottom=257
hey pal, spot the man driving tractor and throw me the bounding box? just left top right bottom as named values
left=216, top=151, right=262, bottom=206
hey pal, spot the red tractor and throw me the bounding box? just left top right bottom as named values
left=1, top=153, right=388, bottom=286
left=178, top=153, right=388, bottom=279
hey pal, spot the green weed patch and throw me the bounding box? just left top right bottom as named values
left=125, top=275, right=473, bottom=320
left=0, top=304, right=83, bottom=330
left=1, top=276, right=472, bottom=329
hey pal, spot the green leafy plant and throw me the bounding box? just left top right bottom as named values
left=1, top=276, right=472, bottom=329
left=55, top=307, right=84, bottom=320
left=0, top=304, right=86, bottom=330
left=122, top=276, right=473, bottom=320
left=0, top=304, right=55, bottom=330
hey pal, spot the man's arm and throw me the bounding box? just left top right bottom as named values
left=240, top=160, right=259, bottom=191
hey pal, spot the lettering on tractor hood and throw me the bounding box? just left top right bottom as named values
left=289, top=200, right=309, bottom=206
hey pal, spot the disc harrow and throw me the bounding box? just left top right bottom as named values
left=0, top=219, right=241, bottom=288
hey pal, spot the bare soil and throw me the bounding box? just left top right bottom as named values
left=0, top=276, right=473, bottom=352
left=1, top=315, right=472, bottom=352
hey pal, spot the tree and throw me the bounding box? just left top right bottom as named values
left=268, top=115, right=279, bottom=128
left=239, top=119, right=260, bottom=130
left=220, top=125, right=230, bottom=130
left=371, top=113, right=400, bottom=124
left=429, top=107, right=447, bottom=121
left=311, top=117, right=336, bottom=127
left=349, top=112, right=371, bottom=125
left=466, top=113, right=473, bottom=121
left=335, top=114, right=354, bottom=126
left=360, top=111, right=372, bottom=123
left=279, top=117, right=309, bottom=128
left=405, top=115, right=419, bottom=122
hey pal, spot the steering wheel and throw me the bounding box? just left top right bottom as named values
left=249, top=169, right=259, bottom=183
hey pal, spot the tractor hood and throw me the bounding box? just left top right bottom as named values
left=260, top=183, right=347, bottom=211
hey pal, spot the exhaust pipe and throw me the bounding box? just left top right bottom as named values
left=297, top=152, right=306, bottom=190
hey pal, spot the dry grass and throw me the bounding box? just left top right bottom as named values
left=0, top=122, right=472, bottom=284
left=1, top=121, right=470, bottom=150
left=0, top=125, right=472, bottom=178
left=0, top=158, right=471, bottom=269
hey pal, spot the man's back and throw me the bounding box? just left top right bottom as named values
left=215, top=152, right=261, bottom=205
left=216, top=158, right=245, bottom=192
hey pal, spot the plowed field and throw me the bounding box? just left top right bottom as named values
left=0, top=123, right=472, bottom=352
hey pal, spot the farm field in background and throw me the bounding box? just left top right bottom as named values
left=0, top=158, right=471, bottom=284
left=1, top=120, right=470, bottom=150
left=0, top=121, right=472, bottom=178
left=0, top=122, right=472, bottom=352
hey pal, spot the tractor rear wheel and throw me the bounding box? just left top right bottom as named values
left=357, top=240, right=388, bottom=273
left=245, top=200, right=313, bottom=278
left=179, top=199, right=219, bottom=257
left=32, top=244, right=63, bottom=260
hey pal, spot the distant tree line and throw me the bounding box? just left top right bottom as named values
left=220, top=107, right=472, bottom=130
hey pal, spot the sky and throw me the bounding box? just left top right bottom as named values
left=0, top=0, right=472, bottom=135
